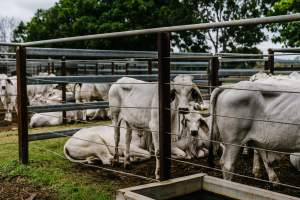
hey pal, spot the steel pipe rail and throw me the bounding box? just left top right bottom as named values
left=26, top=47, right=211, bottom=58
left=21, top=14, right=300, bottom=47
left=29, top=128, right=80, bottom=141
left=28, top=101, right=108, bottom=113
left=272, top=47, right=300, bottom=53
left=27, top=74, right=208, bottom=85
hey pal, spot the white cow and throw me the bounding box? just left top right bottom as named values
left=0, top=74, right=17, bottom=121
left=64, top=125, right=152, bottom=164
left=109, top=75, right=203, bottom=179
left=290, top=153, right=300, bottom=171
left=177, top=107, right=210, bottom=159
left=27, top=73, right=57, bottom=103
left=75, top=83, right=111, bottom=121
left=29, top=111, right=81, bottom=128
left=209, top=81, right=300, bottom=184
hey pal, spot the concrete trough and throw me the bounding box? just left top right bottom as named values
left=117, top=173, right=299, bottom=200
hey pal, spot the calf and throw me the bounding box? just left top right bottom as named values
left=64, top=125, right=151, bottom=164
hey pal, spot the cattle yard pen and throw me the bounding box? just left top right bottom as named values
left=1, top=14, right=300, bottom=199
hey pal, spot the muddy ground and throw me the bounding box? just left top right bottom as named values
left=0, top=176, right=57, bottom=200
left=72, top=152, right=300, bottom=198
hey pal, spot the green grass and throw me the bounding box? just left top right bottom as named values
left=0, top=120, right=122, bottom=200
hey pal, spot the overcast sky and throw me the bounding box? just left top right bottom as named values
left=0, top=0, right=282, bottom=53
left=0, top=0, right=59, bottom=22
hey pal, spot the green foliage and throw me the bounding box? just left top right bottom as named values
left=13, top=0, right=272, bottom=53
left=268, top=0, right=300, bottom=47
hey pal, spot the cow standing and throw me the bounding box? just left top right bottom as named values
left=209, top=81, right=300, bottom=184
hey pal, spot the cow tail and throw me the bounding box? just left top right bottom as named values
left=208, top=87, right=223, bottom=167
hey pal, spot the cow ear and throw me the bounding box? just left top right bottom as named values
left=7, top=79, right=13, bottom=85
left=199, top=118, right=209, bottom=134
left=170, top=89, right=176, bottom=102
left=191, top=85, right=203, bottom=103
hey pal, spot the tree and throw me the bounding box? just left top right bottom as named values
left=268, top=0, right=300, bottom=47
left=13, top=0, right=209, bottom=51
left=13, top=0, right=270, bottom=53
left=0, top=16, right=19, bottom=52
left=195, top=0, right=273, bottom=53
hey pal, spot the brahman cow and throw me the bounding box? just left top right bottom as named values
left=0, top=74, right=17, bottom=122
left=209, top=81, right=300, bottom=184
left=75, top=83, right=111, bottom=121
left=64, top=125, right=152, bottom=165
left=29, top=111, right=81, bottom=127
left=109, top=75, right=203, bottom=179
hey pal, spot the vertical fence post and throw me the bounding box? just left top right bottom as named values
left=148, top=60, right=153, bottom=75
left=208, top=56, right=220, bottom=93
left=157, top=32, right=171, bottom=181
left=61, top=56, right=67, bottom=124
left=95, top=62, right=98, bottom=75
left=268, top=49, right=274, bottom=74
left=125, top=63, right=129, bottom=75
left=111, top=62, right=115, bottom=75
left=16, top=46, right=28, bottom=164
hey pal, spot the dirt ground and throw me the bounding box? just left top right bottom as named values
left=70, top=152, right=300, bottom=198
left=0, top=175, right=58, bottom=200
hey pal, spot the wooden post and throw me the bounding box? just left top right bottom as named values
left=157, top=32, right=171, bottom=181
left=111, top=62, right=115, bottom=75
left=84, top=63, right=87, bottom=75
left=125, top=63, right=129, bottom=75
left=208, top=56, right=220, bottom=93
left=61, top=57, right=67, bottom=124
left=16, top=46, right=28, bottom=164
left=268, top=49, right=274, bottom=74
left=148, top=60, right=153, bottom=74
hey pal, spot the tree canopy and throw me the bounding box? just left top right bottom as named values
left=268, top=0, right=300, bottom=47
left=13, top=0, right=274, bottom=52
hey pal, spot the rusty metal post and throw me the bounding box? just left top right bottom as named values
left=148, top=60, right=153, bottom=74
left=16, top=46, right=28, bottom=164
left=61, top=57, right=67, bottom=124
left=95, top=62, right=98, bottom=75
left=111, top=62, right=115, bottom=75
left=208, top=56, right=220, bottom=93
left=125, top=63, right=129, bottom=75
left=268, top=49, right=274, bottom=74
left=158, top=32, right=171, bottom=181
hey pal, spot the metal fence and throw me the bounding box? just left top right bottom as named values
left=0, top=13, right=300, bottom=195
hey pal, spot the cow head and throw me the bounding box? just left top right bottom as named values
left=181, top=110, right=209, bottom=148
left=171, top=75, right=203, bottom=114
left=0, top=74, right=12, bottom=95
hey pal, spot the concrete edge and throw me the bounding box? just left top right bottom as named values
left=203, top=176, right=300, bottom=200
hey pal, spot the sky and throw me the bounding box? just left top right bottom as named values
left=0, top=0, right=282, bottom=54
left=0, top=0, right=59, bottom=22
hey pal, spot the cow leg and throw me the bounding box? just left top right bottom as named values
left=258, top=151, right=280, bottom=185
left=124, top=122, right=132, bottom=169
left=171, top=147, right=186, bottom=159
left=6, top=103, right=13, bottom=122
left=112, top=116, right=121, bottom=164
left=129, top=146, right=151, bottom=162
left=151, top=129, right=160, bottom=180
left=252, top=150, right=262, bottom=178
left=220, top=144, right=241, bottom=180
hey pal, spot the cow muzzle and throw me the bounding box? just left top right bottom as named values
left=191, top=130, right=198, bottom=136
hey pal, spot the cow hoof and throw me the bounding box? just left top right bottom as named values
left=124, top=162, right=131, bottom=170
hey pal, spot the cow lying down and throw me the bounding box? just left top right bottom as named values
left=64, top=125, right=152, bottom=165
left=29, top=111, right=80, bottom=128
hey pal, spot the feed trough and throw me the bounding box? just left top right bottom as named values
left=117, top=173, right=299, bottom=200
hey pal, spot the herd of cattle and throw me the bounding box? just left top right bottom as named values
left=0, top=71, right=300, bottom=184
left=0, top=72, right=111, bottom=126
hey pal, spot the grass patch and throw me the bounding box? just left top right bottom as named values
left=0, top=120, right=121, bottom=200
